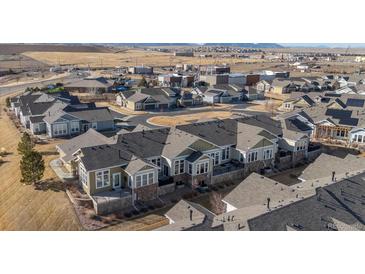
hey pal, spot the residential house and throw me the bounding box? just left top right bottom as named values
left=69, top=115, right=305, bottom=213
left=279, top=94, right=365, bottom=145
left=128, top=66, right=153, bottom=74
left=280, top=94, right=316, bottom=112
left=116, top=87, right=179, bottom=111
left=11, top=91, right=115, bottom=137
left=270, top=78, right=305, bottom=94
left=242, top=86, right=264, bottom=100
left=158, top=74, right=194, bottom=87
left=56, top=128, right=116, bottom=174
left=256, top=80, right=271, bottom=93
left=199, top=74, right=229, bottom=86
left=64, top=77, right=114, bottom=94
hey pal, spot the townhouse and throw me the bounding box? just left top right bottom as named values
left=157, top=153, right=365, bottom=231
left=65, top=115, right=315, bottom=214
left=10, top=91, right=115, bottom=137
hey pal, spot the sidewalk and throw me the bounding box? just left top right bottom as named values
left=50, top=159, right=75, bottom=182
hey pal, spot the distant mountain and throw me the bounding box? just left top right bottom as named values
left=103, top=43, right=284, bottom=48
left=280, top=43, right=365, bottom=48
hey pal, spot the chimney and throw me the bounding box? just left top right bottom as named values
left=332, top=171, right=335, bottom=182
left=189, top=209, right=193, bottom=221
left=267, top=197, right=271, bottom=210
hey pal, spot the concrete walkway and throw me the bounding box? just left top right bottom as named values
left=50, top=159, right=75, bottom=182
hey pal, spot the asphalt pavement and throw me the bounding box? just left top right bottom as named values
left=0, top=74, right=81, bottom=96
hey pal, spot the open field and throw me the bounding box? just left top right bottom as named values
left=147, top=111, right=234, bottom=126
left=0, top=93, right=82, bottom=230
left=23, top=49, right=267, bottom=68
left=0, top=54, right=49, bottom=70
left=0, top=43, right=112, bottom=55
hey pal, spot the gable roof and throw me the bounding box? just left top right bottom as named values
left=124, top=156, right=156, bottom=175
left=66, top=107, right=113, bottom=123
left=64, top=77, right=114, bottom=88
left=80, top=144, right=133, bottom=171
left=223, top=173, right=297, bottom=210
left=157, top=199, right=219, bottom=231
left=57, top=129, right=115, bottom=163
left=248, top=172, right=365, bottom=231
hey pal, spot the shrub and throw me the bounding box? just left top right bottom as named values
left=132, top=210, right=140, bottom=215
left=148, top=205, right=155, bottom=211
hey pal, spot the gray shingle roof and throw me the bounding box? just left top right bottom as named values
left=57, top=129, right=115, bottom=163
left=67, top=107, right=113, bottom=123
left=223, top=173, right=297, bottom=210
left=248, top=172, right=365, bottom=231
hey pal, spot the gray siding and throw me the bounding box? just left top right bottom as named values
left=96, top=120, right=114, bottom=131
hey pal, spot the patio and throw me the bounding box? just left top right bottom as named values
left=213, top=161, right=245, bottom=176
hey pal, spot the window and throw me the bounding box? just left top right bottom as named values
left=70, top=121, right=79, bottom=133
left=208, top=152, right=220, bottom=166
left=263, top=149, right=273, bottom=160
left=247, top=151, right=258, bottom=163
left=239, top=153, right=244, bottom=162
left=174, top=160, right=184, bottom=175
left=353, top=134, right=358, bottom=142
left=79, top=164, right=87, bottom=186
left=135, top=172, right=154, bottom=188
left=222, top=147, right=230, bottom=161
left=196, top=161, right=209, bottom=175
left=188, top=163, right=192, bottom=174
left=148, top=173, right=154, bottom=184
left=151, top=158, right=161, bottom=167
left=142, top=174, right=148, bottom=186
left=95, top=170, right=110, bottom=189
left=358, top=135, right=363, bottom=143
left=136, top=175, right=142, bottom=187
left=91, top=122, right=97, bottom=129
left=53, top=123, right=67, bottom=136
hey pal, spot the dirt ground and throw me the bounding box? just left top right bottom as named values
left=147, top=111, right=234, bottom=126
left=23, top=49, right=266, bottom=68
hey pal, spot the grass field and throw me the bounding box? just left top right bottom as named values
left=147, top=111, right=234, bottom=126
left=0, top=93, right=169, bottom=231
left=23, top=49, right=267, bottom=68
left=0, top=93, right=81, bottom=230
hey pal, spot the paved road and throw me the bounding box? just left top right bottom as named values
left=124, top=103, right=272, bottom=128
left=0, top=74, right=81, bottom=96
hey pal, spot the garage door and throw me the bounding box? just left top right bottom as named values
left=144, top=104, right=156, bottom=110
